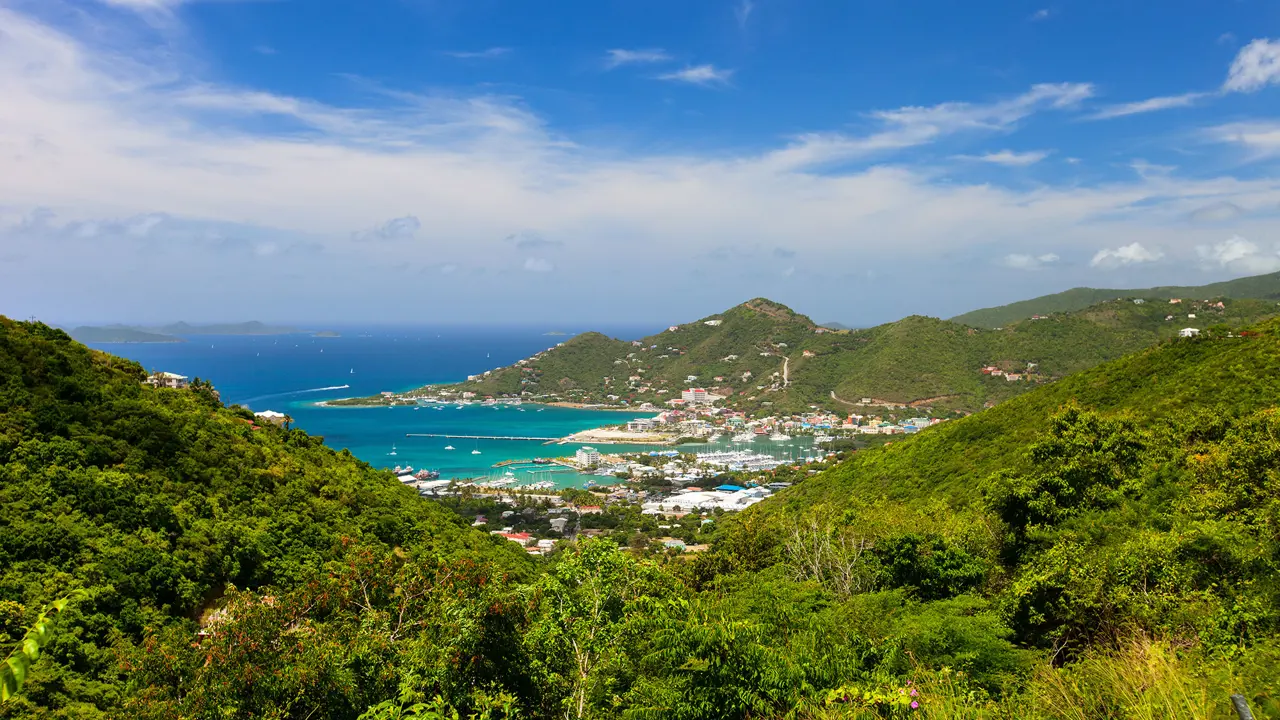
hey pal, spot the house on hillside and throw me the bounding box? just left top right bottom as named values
left=1179, top=328, right=1201, bottom=338
left=145, top=371, right=189, bottom=389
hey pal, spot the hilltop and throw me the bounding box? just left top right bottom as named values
left=951, top=270, right=1280, bottom=327
left=347, top=295, right=1280, bottom=414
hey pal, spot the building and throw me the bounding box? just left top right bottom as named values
left=575, top=446, right=602, bottom=466
left=681, top=388, right=709, bottom=405
left=254, top=410, right=288, bottom=425
left=1179, top=328, right=1201, bottom=338
left=145, top=371, right=189, bottom=389
left=627, top=417, right=658, bottom=432
left=704, top=319, right=722, bottom=326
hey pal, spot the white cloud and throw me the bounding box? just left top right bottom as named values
left=1225, top=39, right=1280, bottom=93
left=766, top=83, right=1090, bottom=171
left=97, top=0, right=185, bottom=8
left=1090, top=243, right=1163, bottom=269
left=735, top=0, right=755, bottom=29
left=1210, top=121, right=1280, bottom=158
left=1030, top=8, right=1051, bottom=21
left=657, top=64, right=734, bottom=86
left=955, top=149, right=1050, bottom=166
left=1088, top=92, right=1207, bottom=120
left=604, top=48, right=672, bottom=70
left=12, top=8, right=1280, bottom=322
left=1002, top=253, right=1060, bottom=270
left=441, top=47, right=511, bottom=59
left=1196, top=235, right=1280, bottom=273
left=523, top=257, right=554, bottom=273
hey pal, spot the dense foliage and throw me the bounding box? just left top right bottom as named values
left=0, top=319, right=529, bottom=718
left=6, top=315, right=1280, bottom=718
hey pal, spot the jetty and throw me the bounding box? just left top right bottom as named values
left=405, top=433, right=562, bottom=442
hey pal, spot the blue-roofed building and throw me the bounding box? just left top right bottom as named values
left=716, top=484, right=745, bottom=492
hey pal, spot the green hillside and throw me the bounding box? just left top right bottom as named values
left=0, top=318, right=528, bottom=718
left=357, top=295, right=1280, bottom=414
left=951, top=270, right=1280, bottom=327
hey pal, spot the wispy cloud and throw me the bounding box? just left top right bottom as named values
left=351, top=216, right=421, bottom=242
left=1088, top=91, right=1207, bottom=120
left=1224, top=38, right=1280, bottom=93
left=253, top=45, right=277, bottom=56
left=735, top=0, right=755, bottom=29
left=523, top=257, right=554, bottom=273
left=604, top=48, right=672, bottom=70
left=1090, top=243, right=1163, bottom=269
left=765, top=83, right=1091, bottom=170
left=954, top=149, right=1051, bottom=166
left=1209, top=121, right=1280, bottom=158
left=440, top=47, right=512, bottom=60
left=657, top=64, right=735, bottom=86
left=1029, top=8, right=1052, bottom=21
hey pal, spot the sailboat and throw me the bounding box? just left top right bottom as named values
left=444, top=445, right=455, bottom=450
left=471, top=441, right=482, bottom=455
left=388, top=444, right=397, bottom=456
left=350, top=368, right=354, bottom=374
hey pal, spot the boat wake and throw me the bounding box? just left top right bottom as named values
left=241, top=384, right=351, bottom=405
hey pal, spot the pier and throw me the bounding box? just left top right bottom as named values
left=405, top=433, right=563, bottom=442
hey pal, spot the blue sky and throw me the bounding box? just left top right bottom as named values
left=3, top=0, right=1280, bottom=325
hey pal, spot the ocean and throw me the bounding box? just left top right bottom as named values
left=86, top=325, right=817, bottom=489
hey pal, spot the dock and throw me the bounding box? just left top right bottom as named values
left=405, top=433, right=562, bottom=442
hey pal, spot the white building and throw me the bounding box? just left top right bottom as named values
left=681, top=387, right=709, bottom=405
left=575, top=446, right=602, bottom=466
left=1179, top=328, right=1200, bottom=338
left=145, top=371, right=189, bottom=389
left=254, top=410, right=288, bottom=425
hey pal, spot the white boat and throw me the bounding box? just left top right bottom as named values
left=350, top=368, right=354, bottom=374
left=388, top=445, right=397, bottom=456
left=732, top=432, right=756, bottom=442
left=472, top=449, right=482, bottom=455
left=708, top=433, right=722, bottom=442
left=444, top=445, right=455, bottom=450
left=770, top=433, right=791, bottom=441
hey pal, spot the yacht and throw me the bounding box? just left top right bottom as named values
left=770, top=432, right=791, bottom=441
left=388, top=444, right=397, bottom=456
left=472, top=449, right=482, bottom=455
left=444, top=445, right=455, bottom=450
left=732, top=432, right=756, bottom=442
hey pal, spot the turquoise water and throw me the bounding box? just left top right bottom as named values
left=86, top=326, right=817, bottom=489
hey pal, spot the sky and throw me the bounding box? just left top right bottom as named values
left=3, top=0, right=1280, bottom=326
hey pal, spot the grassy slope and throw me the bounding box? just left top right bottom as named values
left=951, top=270, right=1280, bottom=328
left=762, top=317, right=1280, bottom=515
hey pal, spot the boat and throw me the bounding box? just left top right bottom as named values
left=350, top=368, right=354, bottom=374
left=472, top=449, right=482, bottom=455
left=533, top=457, right=551, bottom=464
left=732, top=432, right=756, bottom=442
left=444, top=445, right=455, bottom=450
left=388, top=444, right=397, bottom=456
left=770, top=432, right=791, bottom=441
left=708, top=433, right=722, bottom=442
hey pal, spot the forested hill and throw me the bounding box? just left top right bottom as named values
left=398, top=295, right=1280, bottom=414
left=950, top=269, right=1280, bottom=328
left=0, top=318, right=529, bottom=718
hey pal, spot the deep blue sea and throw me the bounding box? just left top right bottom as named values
left=85, top=326, right=662, bottom=488
left=87, top=325, right=818, bottom=489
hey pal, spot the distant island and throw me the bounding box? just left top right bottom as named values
left=67, top=326, right=186, bottom=344
left=313, top=330, right=341, bottom=338
left=543, top=331, right=569, bottom=336
left=67, top=320, right=302, bottom=343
